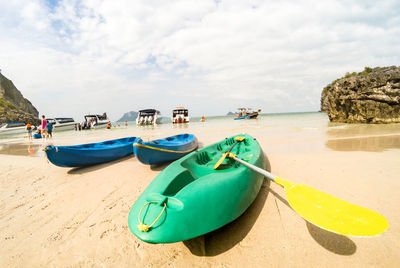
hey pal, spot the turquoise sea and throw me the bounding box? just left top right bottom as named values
left=1, top=112, right=400, bottom=156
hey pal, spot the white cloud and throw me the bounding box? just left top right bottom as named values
left=0, top=0, right=399, bottom=120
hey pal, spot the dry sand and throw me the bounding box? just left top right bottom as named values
left=1, top=126, right=400, bottom=267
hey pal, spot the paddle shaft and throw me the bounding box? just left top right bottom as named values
left=227, top=140, right=241, bottom=153
left=232, top=156, right=278, bottom=183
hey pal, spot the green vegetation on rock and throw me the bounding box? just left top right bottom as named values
left=0, top=97, right=17, bottom=111
left=0, top=72, right=40, bottom=124
left=320, top=66, right=400, bottom=123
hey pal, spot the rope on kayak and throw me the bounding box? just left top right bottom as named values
left=133, top=143, right=196, bottom=154
left=137, top=201, right=167, bottom=232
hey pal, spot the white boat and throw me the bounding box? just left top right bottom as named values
left=172, top=107, right=189, bottom=124
left=136, top=109, right=162, bottom=125
left=0, top=123, right=27, bottom=136
left=47, top=117, right=76, bottom=132
left=81, top=113, right=110, bottom=129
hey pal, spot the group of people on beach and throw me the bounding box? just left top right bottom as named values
left=106, top=121, right=128, bottom=129
left=26, top=115, right=53, bottom=140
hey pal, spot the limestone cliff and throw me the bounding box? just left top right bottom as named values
left=321, top=66, right=400, bottom=123
left=117, top=111, right=138, bottom=122
left=0, top=72, right=40, bottom=124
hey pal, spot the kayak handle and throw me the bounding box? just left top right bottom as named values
left=137, top=201, right=167, bottom=232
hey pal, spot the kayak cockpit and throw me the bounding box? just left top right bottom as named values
left=163, top=170, right=196, bottom=196
left=147, top=134, right=191, bottom=146
left=159, top=137, right=256, bottom=197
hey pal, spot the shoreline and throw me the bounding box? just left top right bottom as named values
left=1, top=119, right=400, bottom=267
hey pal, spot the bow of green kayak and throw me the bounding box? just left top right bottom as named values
left=128, top=134, right=266, bottom=243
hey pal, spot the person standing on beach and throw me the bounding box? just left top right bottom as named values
left=41, top=115, right=47, bottom=139
left=46, top=120, right=53, bottom=138
left=26, top=123, right=32, bottom=140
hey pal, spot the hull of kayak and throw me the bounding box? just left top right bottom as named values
left=234, top=116, right=249, bottom=120
left=134, top=134, right=198, bottom=165
left=45, top=136, right=137, bottom=167
left=128, top=133, right=266, bottom=243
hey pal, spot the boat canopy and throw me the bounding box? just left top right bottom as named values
left=138, top=109, right=160, bottom=115
left=54, top=118, right=75, bottom=123
left=173, top=109, right=188, bottom=116
left=84, top=113, right=108, bottom=121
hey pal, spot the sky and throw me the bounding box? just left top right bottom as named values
left=0, top=0, right=399, bottom=121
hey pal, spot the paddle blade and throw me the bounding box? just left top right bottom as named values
left=214, top=153, right=227, bottom=169
left=275, top=177, right=389, bottom=237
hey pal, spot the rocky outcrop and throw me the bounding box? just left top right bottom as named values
left=0, top=72, right=40, bottom=124
left=117, top=111, right=138, bottom=122
left=320, top=87, right=329, bottom=112
left=321, top=66, right=400, bottom=123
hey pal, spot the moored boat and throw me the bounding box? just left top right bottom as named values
left=134, top=134, right=198, bottom=165
left=45, top=136, right=137, bottom=167
left=172, top=107, right=189, bottom=124
left=47, top=117, right=76, bottom=132
left=136, top=109, right=162, bottom=125
left=0, top=123, right=27, bottom=136
left=234, top=108, right=261, bottom=120
left=81, top=113, right=109, bottom=129
left=128, top=133, right=266, bottom=243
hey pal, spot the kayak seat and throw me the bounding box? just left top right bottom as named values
left=244, top=138, right=251, bottom=146
left=216, top=137, right=250, bottom=152
left=81, top=144, right=93, bottom=148
left=217, top=143, right=224, bottom=151
left=103, top=141, right=116, bottom=145
left=166, top=137, right=175, bottom=141
left=225, top=137, right=236, bottom=146
left=175, top=133, right=189, bottom=140
left=196, top=151, right=214, bottom=165
left=163, top=170, right=196, bottom=196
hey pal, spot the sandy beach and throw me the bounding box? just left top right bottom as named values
left=1, top=113, right=400, bottom=267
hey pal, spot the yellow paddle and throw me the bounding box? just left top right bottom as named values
left=226, top=153, right=389, bottom=237
left=213, top=136, right=245, bottom=169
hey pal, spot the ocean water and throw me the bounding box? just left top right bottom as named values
left=1, top=112, right=400, bottom=156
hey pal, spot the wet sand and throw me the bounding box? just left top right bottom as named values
left=1, top=117, right=400, bottom=267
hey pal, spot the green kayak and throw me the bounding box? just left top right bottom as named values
left=128, top=133, right=266, bottom=243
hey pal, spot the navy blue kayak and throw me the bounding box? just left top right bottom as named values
left=134, top=134, right=198, bottom=165
left=45, top=137, right=138, bottom=167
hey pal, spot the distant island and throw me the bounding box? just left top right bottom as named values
left=226, top=112, right=235, bottom=116
left=117, top=111, right=138, bottom=122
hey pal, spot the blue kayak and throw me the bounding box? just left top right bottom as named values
left=134, top=134, right=198, bottom=165
left=45, top=136, right=138, bottom=167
